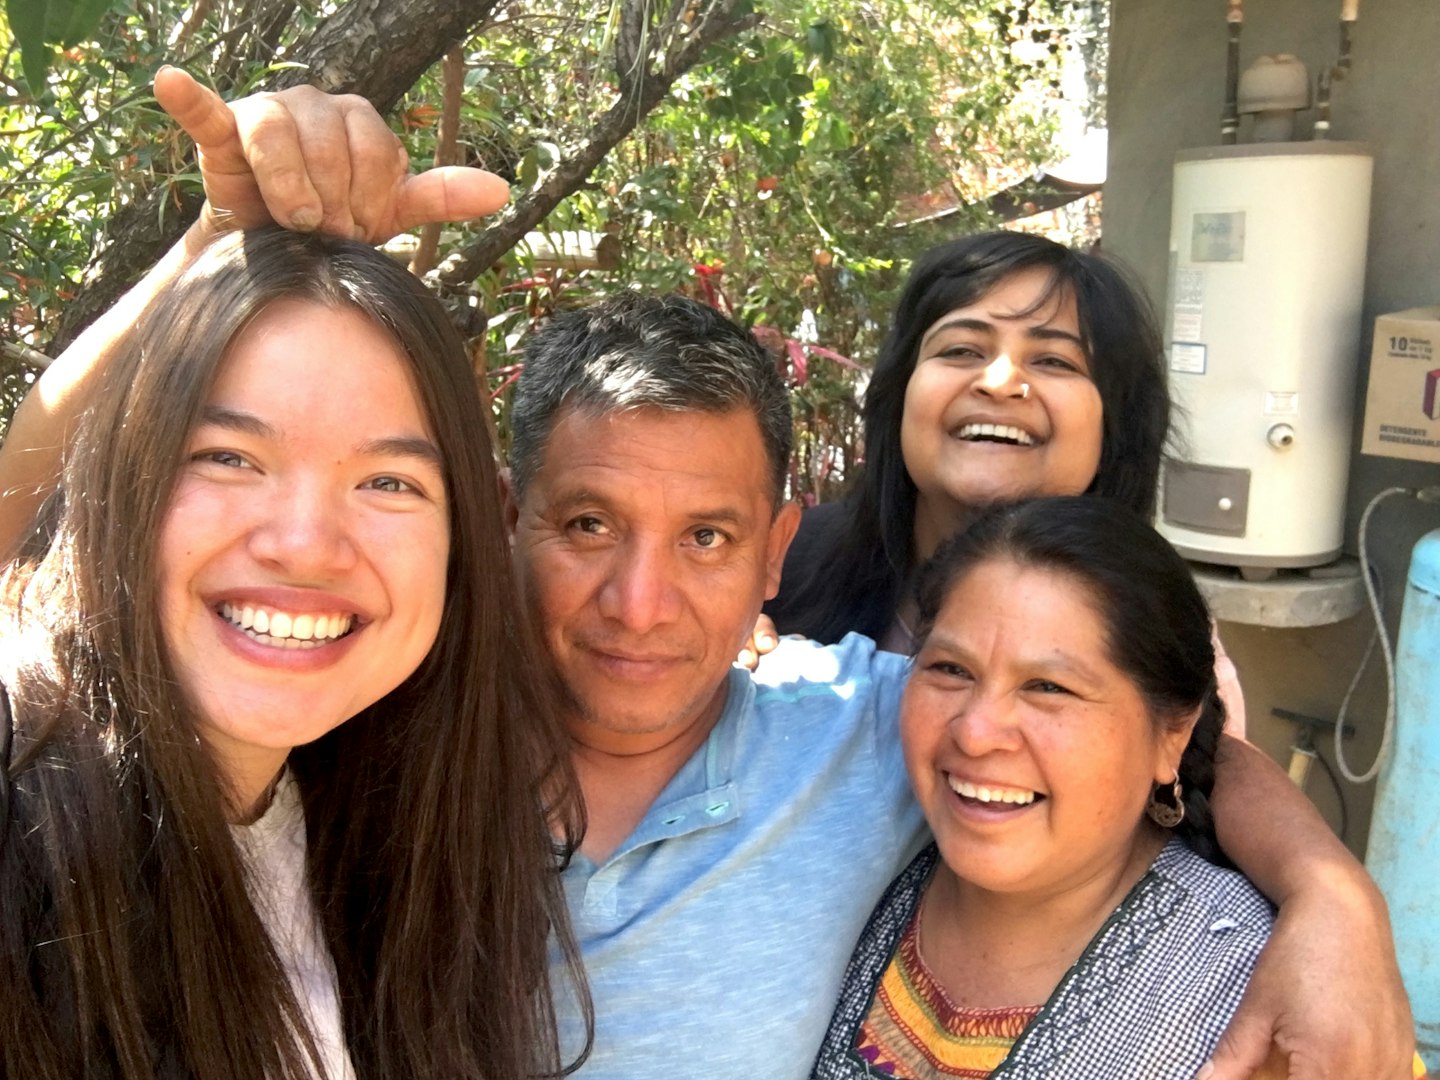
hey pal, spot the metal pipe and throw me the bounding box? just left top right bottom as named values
left=1336, top=0, right=1358, bottom=76
left=1314, top=0, right=1359, bottom=139
left=1314, top=70, right=1333, bottom=139
left=1221, top=0, right=1244, bottom=144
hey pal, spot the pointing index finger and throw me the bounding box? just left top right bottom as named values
left=153, top=66, right=242, bottom=161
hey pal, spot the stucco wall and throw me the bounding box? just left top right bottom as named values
left=1106, top=1, right=1440, bottom=857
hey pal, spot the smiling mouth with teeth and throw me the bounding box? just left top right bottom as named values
left=218, top=602, right=355, bottom=650
left=947, top=775, right=1041, bottom=806
left=956, top=422, right=1035, bottom=446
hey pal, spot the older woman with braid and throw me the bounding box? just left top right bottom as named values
left=812, top=498, right=1426, bottom=1080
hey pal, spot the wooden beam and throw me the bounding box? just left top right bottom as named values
left=895, top=172, right=1102, bottom=230
left=518, top=230, right=622, bottom=271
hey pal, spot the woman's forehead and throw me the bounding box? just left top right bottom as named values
left=205, top=300, right=438, bottom=446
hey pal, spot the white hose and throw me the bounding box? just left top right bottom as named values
left=1334, top=486, right=1411, bottom=783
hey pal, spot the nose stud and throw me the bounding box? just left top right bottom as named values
left=1020, top=382, right=1031, bottom=399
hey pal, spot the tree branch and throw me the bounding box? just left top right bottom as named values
left=269, top=0, right=504, bottom=114
left=434, top=0, right=758, bottom=287
left=615, top=0, right=648, bottom=98
left=2, top=340, right=53, bottom=370
left=50, top=0, right=757, bottom=350
left=173, top=0, right=214, bottom=49
left=409, top=45, right=466, bottom=277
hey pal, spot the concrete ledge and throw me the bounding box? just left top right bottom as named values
left=1190, top=557, right=1367, bottom=628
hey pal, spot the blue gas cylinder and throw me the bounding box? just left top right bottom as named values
left=1367, top=527, right=1440, bottom=1062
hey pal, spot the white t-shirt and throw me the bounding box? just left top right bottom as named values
left=233, top=772, right=357, bottom=1080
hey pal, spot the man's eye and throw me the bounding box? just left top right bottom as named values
left=927, top=661, right=972, bottom=680
left=693, top=527, right=727, bottom=548
left=573, top=515, right=606, bottom=534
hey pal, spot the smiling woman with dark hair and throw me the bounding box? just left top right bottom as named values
left=812, top=498, right=1427, bottom=1080
left=0, top=228, right=587, bottom=1080
left=762, top=230, right=1247, bottom=726
left=766, top=231, right=1170, bottom=651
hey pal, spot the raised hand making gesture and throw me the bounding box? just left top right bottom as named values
left=152, top=66, right=508, bottom=243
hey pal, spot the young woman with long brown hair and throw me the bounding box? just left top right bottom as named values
left=0, top=228, right=587, bottom=1079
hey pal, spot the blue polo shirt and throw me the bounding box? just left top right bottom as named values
left=554, top=632, right=925, bottom=1077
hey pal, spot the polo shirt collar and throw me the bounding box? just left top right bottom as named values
left=597, top=665, right=751, bottom=864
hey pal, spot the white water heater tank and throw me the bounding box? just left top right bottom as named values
left=1159, top=142, right=1373, bottom=569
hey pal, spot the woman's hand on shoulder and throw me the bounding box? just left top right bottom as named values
left=737, top=614, right=780, bottom=670
left=1200, top=874, right=1415, bottom=1079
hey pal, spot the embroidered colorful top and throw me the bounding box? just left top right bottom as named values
left=813, top=842, right=1277, bottom=1080
left=817, top=843, right=1430, bottom=1080
left=855, top=909, right=1039, bottom=1078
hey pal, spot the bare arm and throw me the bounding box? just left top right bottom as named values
left=1204, top=734, right=1414, bottom=1079
left=0, top=221, right=216, bottom=556
left=0, top=67, right=508, bottom=556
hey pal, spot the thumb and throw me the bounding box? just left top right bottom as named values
left=394, top=167, right=510, bottom=233
left=1200, top=1007, right=1277, bottom=1080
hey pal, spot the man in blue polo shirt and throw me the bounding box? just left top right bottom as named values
left=502, top=294, right=926, bottom=1073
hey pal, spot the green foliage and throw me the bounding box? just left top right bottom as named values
left=0, top=0, right=329, bottom=435
left=7, top=0, right=115, bottom=89
left=439, top=0, right=1082, bottom=498
left=0, top=0, right=1100, bottom=498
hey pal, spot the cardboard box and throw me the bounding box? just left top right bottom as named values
left=1361, top=307, right=1440, bottom=463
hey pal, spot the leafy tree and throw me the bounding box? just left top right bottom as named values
left=0, top=0, right=1097, bottom=500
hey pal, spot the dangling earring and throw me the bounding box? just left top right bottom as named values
left=1146, top=772, right=1186, bottom=828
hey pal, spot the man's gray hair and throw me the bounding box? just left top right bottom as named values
left=509, top=292, right=793, bottom=506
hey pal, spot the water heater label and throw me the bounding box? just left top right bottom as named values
left=1190, top=211, right=1246, bottom=263
left=1265, top=391, right=1299, bottom=416
left=1170, top=342, right=1207, bottom=374
left=1175, top=267, right=1205, bottom=307
left=1171, top=267, right=1206, bottom=342
left=1173, top=310, right=1203, bottom=341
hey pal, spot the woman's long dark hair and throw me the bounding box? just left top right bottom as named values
left=0, top=228, right=589, bottom=1079
left=769, top=231, right=1171, bottom=643
left=912, top=497, right=1227, bottom=863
